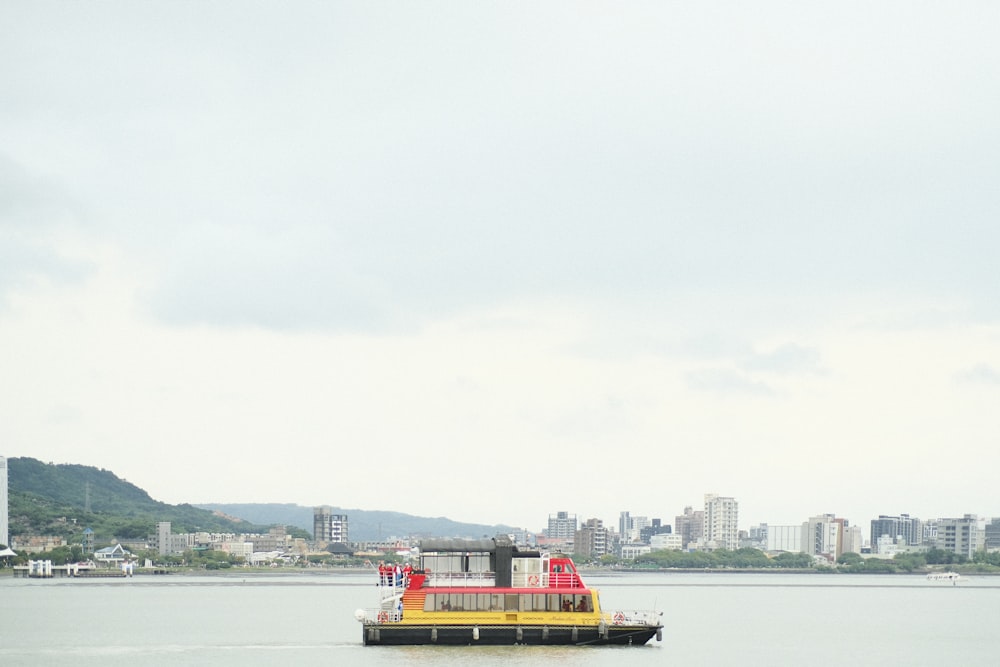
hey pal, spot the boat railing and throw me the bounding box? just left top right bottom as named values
left=424, top=571, right=497, bottom=588
left=360, top=608, right=403, bottom=624
left=603, top=609, right=663, bottom=627
left=547, top=571, right=584, bottom=588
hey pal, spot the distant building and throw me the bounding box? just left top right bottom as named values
left=675, top=506, right=704, bottom=549
left=704, top=494, right=740, bottom=550
left=11, top=534, right=67, bottom=554
left=650, top=533, right=683, bottom=551
left=934, top=515, right=980, bottom=558
left=547, top=511, right=577, bottom=551
left=804, top=514, right=850, bottom=560
left=985, top=518, right=1000, bottom=552
left=620, top=543, right=652, bottom=559
left=639, top=519, right=671, bottom=544
left=94, top=544, right=131, bottom=565
left=150, top=521, right=189, bottom=556
left=618, top=511, right=631, bottom=540
left=767, top=525, right=803, bottom=553
left=0, top=456, right=7, bottom=547
left=574, top=518, right=609, bottom=558
left=870, top=514, right=922, bottom=553
left=313, top=507, right=349, bottom=544
left=743, top=523, right=768, bottom=550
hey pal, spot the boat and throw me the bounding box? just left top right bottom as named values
left=355, top=536, right=663, bottom=646
left=926, top=571, right=961, bottom=584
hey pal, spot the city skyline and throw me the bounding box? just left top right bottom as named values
left=2, top=3, right=998, bottom=531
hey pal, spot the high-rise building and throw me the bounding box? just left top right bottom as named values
left=934, top=515, right=980, bottom=558
left=675, top=506, right=704, bottom=548
left=870, top=514, right=922, bottom=553
left=575, top=518, right=610, bottom=558
left=0, top=456, right=8, bottom=547
left=618, top=511, right=631, bottom=539
left=547, top=511, right=577, bottom=541
left=639, top=519, right=671, bottom=544
left=313, top=506, right=348, bottom=544
left=704, top=494, right=740, bottom=550
left=804, top=514, right=848, bottom=559
left=984, top=518, right=1000, bottom=551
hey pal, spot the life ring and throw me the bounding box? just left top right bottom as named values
left=612, top=611, right=625, bottom=625
left=528, top=574, right=540, bottom=586
left=377, top=611, right=389, bottom=623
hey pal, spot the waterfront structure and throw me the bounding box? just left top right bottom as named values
left=704, top=494, right=740, bottom=551
left=313, top=506, right=349, bottom=544
left=934, top=515, right=980, bottom=558
left=870, top=514, right=922, bottom=553
left=0, top=456, right=8, bottom=547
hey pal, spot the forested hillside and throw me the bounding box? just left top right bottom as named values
left=7, top=457, right=268, bottom=544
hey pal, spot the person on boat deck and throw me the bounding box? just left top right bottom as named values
left=576, top=598, right=588, bottom=612
left=441, top=598, right=451, bottom=611
left=562, top=598, right=572, bottom=612
left=394, top=564, right=402, bottom=586
left=402, top=562, right=412, bottom=584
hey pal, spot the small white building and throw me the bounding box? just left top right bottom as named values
left=94, top=544, right=131, bottom=565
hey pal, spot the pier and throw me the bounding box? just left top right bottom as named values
left=13, top=560, right=134, bottom=578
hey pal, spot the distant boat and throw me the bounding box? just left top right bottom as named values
left=926, top=571, right=961, bottom=584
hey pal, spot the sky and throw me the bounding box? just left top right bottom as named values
left=2, top=2, right=999, bottom=534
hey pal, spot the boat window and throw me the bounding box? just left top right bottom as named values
left=504, top=594, right=519, bottom=611
left=467, top=554, right=490, bottom=573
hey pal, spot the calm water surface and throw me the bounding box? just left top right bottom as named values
left=1, top=570, right=997, bottom=666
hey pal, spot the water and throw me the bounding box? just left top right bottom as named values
left=1, top=570, right=998, bottom=666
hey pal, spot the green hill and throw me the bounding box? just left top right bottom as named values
left=7, top=457, right=269, bottom=544
left=196, top=503, right=516, bottom=542
left=5, top=458, right=517, bottom=546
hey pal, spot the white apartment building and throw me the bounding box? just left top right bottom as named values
left=620, top=543, right=652, bottom=559
left=804, top=514, right=845, bottom=559
left=704, top=494, right=740, bottom=550
left=650, top=533, right=684, bottom=551
left=934, top=515, right=981, bottom=558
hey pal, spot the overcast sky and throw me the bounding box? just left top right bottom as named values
left=2, top=2, right=998, bottom=534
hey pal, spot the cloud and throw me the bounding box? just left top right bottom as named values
left=684, top=368, right=775, bottom=397
left=955, top=363, right=1000, bottom=386
left=740, top=343, right=825, bottom=375
left=0, top=155, right=93, bottom=305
